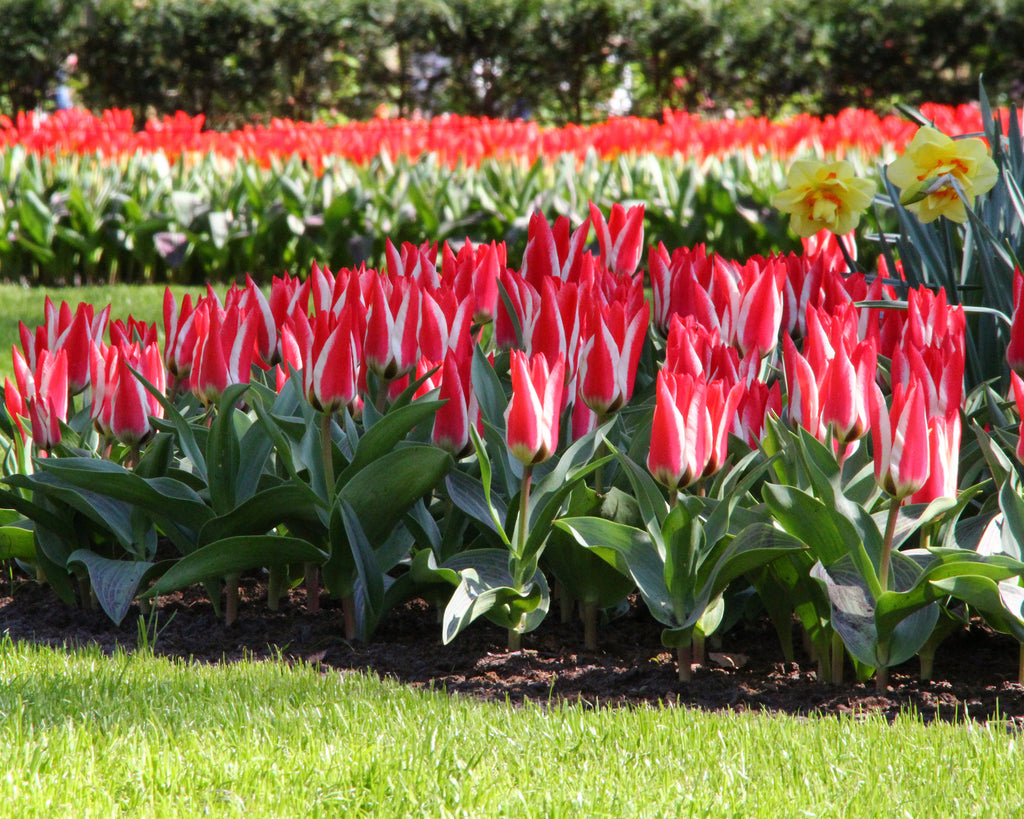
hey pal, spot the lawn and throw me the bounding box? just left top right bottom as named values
left=0, top=636, right=1019, bottom=818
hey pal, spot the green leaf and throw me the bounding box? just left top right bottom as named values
left=811, top=552, right=938, bottom=668
left=34, top=457, right=212, bottom=534
left=207, top=384, right=250, bottom=515
left=339, top=498, right=384, bottom=641
left=197, top=482, right=323, bottom=546
left=445, top=467, right=508, bottom=539
left=556, top=516, right=676, bottom=627
left=335, top=400, right=443, bottom=488
left=0, top=525, right=35, bottom=562
left=66, top=550, right=158, bottom=626
left=440, top=548, right=549, bottom=643
left=338, top=445, right=452, bottom=546
left=145, top=535, right=326, bottom=597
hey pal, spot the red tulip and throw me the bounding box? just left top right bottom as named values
left=589, top=201, right=644, bottom=276
left=431, top=349, right=477, bottom=457
left=648, top=242, right=719, bottom=338
left=302, top=306, right=360, bottom=415
left=520, top=211, right=590, bottom=287
left=363, top=274, right=421, bottom=380
left=190, top=302, right=258, bottom=406
left=870, top=378, right=930, bottom=499
left=910, top=413, right=961, bottom=504
left=1011, top=371, right=1024, bottom=465
left=735, top=258, right=784, bottom=358
left=26, top=348, right=68, bottom=451
left=703, top=379, right=745, bottom=477
left=578, top=298, right=650, bottom=416
left=782, top=334, right=822, bottom=439
left=1009, top=269, right=1024, bottom=376
left=646, top=370, right=710, bottom=491
left=505, top=350, right=565, bottom=466
left=819, top=336, right=876, bottom=446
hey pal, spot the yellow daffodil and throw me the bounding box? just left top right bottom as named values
left=887, top=126, right=998, bottom=223
left=771, top=159, right=875, bottom=238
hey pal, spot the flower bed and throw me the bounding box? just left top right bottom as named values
left=3, top=97, right=1024, bottom=694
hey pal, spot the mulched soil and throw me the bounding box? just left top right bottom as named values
left=3, top=571, right=1023, bottom=727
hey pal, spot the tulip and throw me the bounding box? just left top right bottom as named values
left=735, top=258, right=785, bottom=359
left=302, top=306, right=361, bottom=416
left=431, top=349, right=477, bottom=458
left=25, top=348, right=69, bottom=452
left=646, top=370, right=710, bottom=493
left=1011, top=371, right=1024, bottom=465
left=578, top=298, right=650, bottom=417
left=589, top=201, right=645, bottom=277
left=870, top=379, right=930, bottom=502
left=363, top=273, right=421, bottom=381
left=782, top=334, right=822, bottom=439
left=190, top=302, right=258, bottom=406
left=648, top=242, right=719, bottom=338
left=505, top=350, right=565, bottom=466
left=1008, top=269, right=1024, bottom=376
left=520, top=210, right=590, bottom=287
left=819, top=337, right=877, bottom=447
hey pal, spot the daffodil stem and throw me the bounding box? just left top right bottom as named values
left=879, top=498, right=902, bottom=593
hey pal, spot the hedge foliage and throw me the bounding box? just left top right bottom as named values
left=3, top=0, right=1023, bottom=124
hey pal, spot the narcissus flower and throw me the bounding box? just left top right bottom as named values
left=887, top=126, right=998, bottom=223
left=772, top=159, right=875, bottom=238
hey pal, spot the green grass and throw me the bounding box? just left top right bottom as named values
left=0, top=637, right=1019, bottom=818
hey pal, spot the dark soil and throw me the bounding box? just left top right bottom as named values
left=3, top=573, right=1023, bottom=727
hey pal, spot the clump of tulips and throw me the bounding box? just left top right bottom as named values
left=5, top=98, right=1024, bottom=692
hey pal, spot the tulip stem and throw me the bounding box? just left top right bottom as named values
left=879, top=498, right=902, bottom=592
left=320, top=411, right=335, bottom=498
left=509, top=465, right=533, bottom=651
left=516, top=465, right=533, bottom=563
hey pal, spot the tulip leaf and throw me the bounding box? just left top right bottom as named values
left=929, top=576, right=1024, bottom=643
left=207, top=384, right=250, bottom=515
left=32, top=457, right=213, bottom=535
left=144, top=535, right=326, bottom=597
left=66, top=550, right=160, bottom=626
left=0, top=525, right=35, bottom=562
left=471, top=343, right=507, bottom=431
left=544, top=486, right=635, bottom=608
left=17, top=470, right=137, bottom=551
left=874, top=548, right=1024, bottom=637
left=336, top=399, right=444, bottom=488
left=811, top=552, right=938, bottom=668
left=556, top=516, right=676, bottom=626
left=445, top=467, right=508, bottom=539
left=338, top=445, right=452, bottom=545
left=611, top=447, right=670, bottom=539
left=763, top=484, right=853, bottom=567
left=440, top=548, right=549, bottom=644
left=197, top=482, right=323, bottom=545
left=338, top=498, right=384, bottom=641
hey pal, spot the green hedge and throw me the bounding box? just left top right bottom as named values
left=2, top=0, right=1023, bottom=124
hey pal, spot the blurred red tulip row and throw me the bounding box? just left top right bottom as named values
left=1, top=104, right=1014, bottom=169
